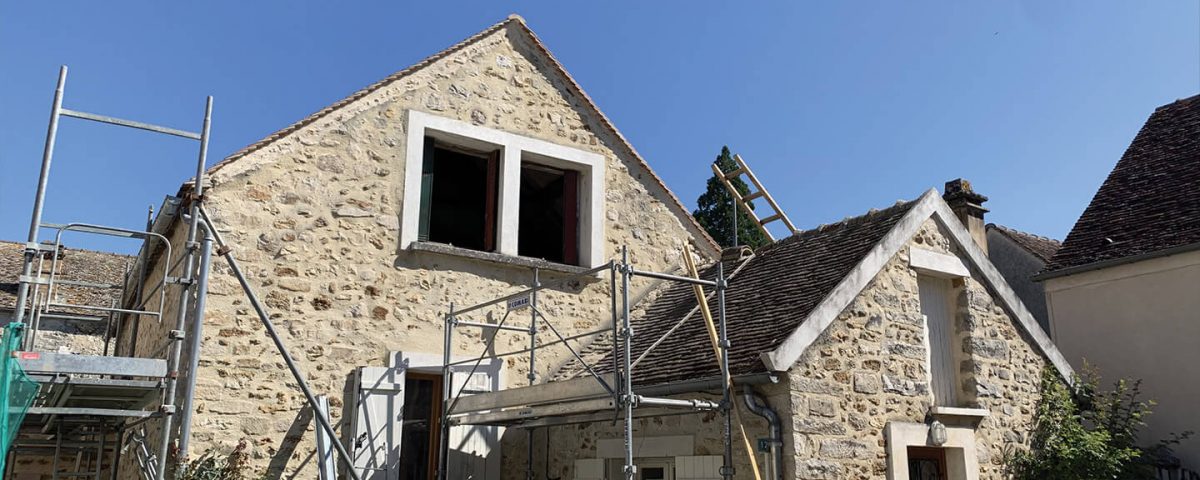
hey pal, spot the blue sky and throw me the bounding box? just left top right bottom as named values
left=1, top=1, right=1197, bottom=252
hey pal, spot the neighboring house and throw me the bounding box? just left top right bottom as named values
left=0, top=240, right=131, bottom=355
left=1038, top=94, right=1200, bottom=469
left=31, top=15, right=1070, bottom=480
left=986, top=224, right=1060, bottom=332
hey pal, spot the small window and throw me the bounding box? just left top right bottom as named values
left=518, top=162, right=579, bottom=265
left=907, top=446, right=947, bottom=480
left=918, top=276, right=959, bottom=407
left=418, top=137, right=499, bottom=252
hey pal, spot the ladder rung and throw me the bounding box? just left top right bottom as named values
left=760, top=214, right=783, bottom=225
left=723, top=167, right=747, bottom=179
left=742, top=191, right=764, bottom=202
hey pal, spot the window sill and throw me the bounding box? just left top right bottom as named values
left=408, top=241, right=593, bottom=276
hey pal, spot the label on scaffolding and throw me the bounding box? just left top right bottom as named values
left=17, top=352, right=39, bottom=360
left=506, top=295, right=531, bottom=311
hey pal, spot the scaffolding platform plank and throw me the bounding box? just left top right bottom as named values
left=16, top=352, right=167, bottom=378
left=450, top=373, right=616, bottom=415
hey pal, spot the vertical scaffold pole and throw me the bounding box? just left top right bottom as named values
left=156, top=95, right=212, bottom=480
left=438, top=304, right=454, bottom=480
left=620, top=246, right=635, bottom=480
left=717, top=262, right=734, bottom=479
left=15, top=66, right=67, bottom=349
left=526, top=268, right=539, bottom=480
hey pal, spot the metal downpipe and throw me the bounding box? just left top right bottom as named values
left=742, top=386, right=783, bottom=480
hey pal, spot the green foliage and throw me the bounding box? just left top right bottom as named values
left=692, top=146, right=771, bottom=249
left=175, top=440, right=254, bottom=480
left=1005, top=368, right=1192, bottom=480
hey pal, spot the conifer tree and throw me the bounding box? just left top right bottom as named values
left=692, top=146, right=770, bottom=249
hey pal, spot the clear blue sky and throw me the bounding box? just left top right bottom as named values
left=2, top=2, right=1197, bottom=253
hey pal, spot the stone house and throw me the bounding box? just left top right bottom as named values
left=97, top=15, right=1076, bottom=480
left=1037, top=94, right=1200, bottom=469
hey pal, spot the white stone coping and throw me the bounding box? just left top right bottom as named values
left=909, top=247, right=970, bottom=278
left=401, top=110, right=606, bottom=267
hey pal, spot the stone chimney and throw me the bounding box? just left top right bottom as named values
left=943, top=179, right=989, bottom=253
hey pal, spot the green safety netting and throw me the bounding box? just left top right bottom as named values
left=1, top=322, right=38, bottom=473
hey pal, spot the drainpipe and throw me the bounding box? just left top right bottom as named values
left=742, top=386, right=783, bottom=480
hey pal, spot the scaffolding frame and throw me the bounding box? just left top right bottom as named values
left=437, top=246, right=737, bottom=480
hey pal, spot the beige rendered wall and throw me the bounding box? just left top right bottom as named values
left=117, top=22, right=715, bottom=479
left=781, top=219, right=1047, bottom=479
left=1045, top=248, right=1200, bottom=468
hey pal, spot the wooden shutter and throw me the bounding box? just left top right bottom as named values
left=483, top=151, right=500, bottom=252
left=348, top=366, right=406, bottom=480
left=446, top=365, right=502, bottom=479
left=417, top=137, right=436, bottom=242
left=918, top=276, right=957, bottom=407
left=563, top=170, right=579, bottom=265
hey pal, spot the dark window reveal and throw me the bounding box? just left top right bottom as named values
left=418, top=137, right=499, bottom=252
left=518, top=163, right=579, bottom=265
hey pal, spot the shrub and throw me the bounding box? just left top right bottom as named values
left=174, top=440, right=253, bottom=480
left=1005, top=367, right=1192, bottom=480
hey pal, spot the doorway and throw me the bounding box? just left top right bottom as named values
left=399, top=373, right=442, bottom=480
left=907, top=446, right=947, bottom=480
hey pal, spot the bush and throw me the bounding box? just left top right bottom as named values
left=1005, top=368, right=1192, bottom=480
left=174, top=440, right=253, bottom=480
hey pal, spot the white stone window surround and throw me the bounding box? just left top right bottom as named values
left=401, top=110, right=606, bottom=267
left=885, top=421, right=980, bottom=480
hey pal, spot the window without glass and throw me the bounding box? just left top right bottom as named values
left=418, top=137, right=499, bottom=252
left=518, top=162, right=579, bottom=265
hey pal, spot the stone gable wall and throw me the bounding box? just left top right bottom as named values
left=781, top=218, right=1047, bottom=479
left=117, top=24, right=712, bottom=479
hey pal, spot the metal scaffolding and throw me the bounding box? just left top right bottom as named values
left=437, top=246, right=737, bottom=480
left=4, top=65, right=213, bottom=480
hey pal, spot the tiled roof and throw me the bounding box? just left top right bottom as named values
left=204, top=15, right=721, bottom=255
left=1045, top=94, right=1200, bottom=274
left=559, top=199, right=917, bottom=386
left=0, top=240, right=133, bottom=317
left=987, top=224, right=1061, bottom=264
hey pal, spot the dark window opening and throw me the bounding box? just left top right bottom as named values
left=518, top=162, right=579, bottom=265
left=907, top=447, right=947, bottom=480
left=399, top=373, right=442, bottom=480
left=418, top=137, right=499, bottom=252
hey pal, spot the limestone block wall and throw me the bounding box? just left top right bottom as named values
left=781, top=219, right=1047, bottom=480
left=117, top=22, right=714, bottom=479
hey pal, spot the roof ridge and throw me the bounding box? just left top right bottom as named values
left=986, top=223, right=1061, bottom=245
left=1154, top=93, right=1200, bottom=111
left=0, top=239, right=136, bottom=259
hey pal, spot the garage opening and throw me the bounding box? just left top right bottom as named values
left=518, top=162, right=579, bottom=265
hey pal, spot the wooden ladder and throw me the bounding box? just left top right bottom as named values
left=711, top=154, right=797, bottom=242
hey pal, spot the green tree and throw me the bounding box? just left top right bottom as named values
left=1004, top=368, right=1192, bottom=480
left=692, top=146, right=770, bottom=249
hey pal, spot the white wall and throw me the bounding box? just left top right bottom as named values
left=1045, top=248, right=1200, bottom=468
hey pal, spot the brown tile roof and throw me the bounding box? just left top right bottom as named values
left=559, top=199, right=918, bottom=386
left=204, top=15, right=721, bottom=255
left=1045, top=94, right=1200, bottom=275
left=987, top=224, right=1061, bottom=263
left=0, top=240, right=133, bottom=317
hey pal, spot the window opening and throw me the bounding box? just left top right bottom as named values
left=418, top=137, right=499, bottom=252
left=518, top=162, right=579, bottom=264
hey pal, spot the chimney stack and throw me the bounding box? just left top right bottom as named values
left=943, top=179, right=988, bottom=253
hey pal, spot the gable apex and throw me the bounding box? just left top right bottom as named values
left=204, top=16, right=721, bottom=256
left=761, top=189, right=1075, bottom=382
